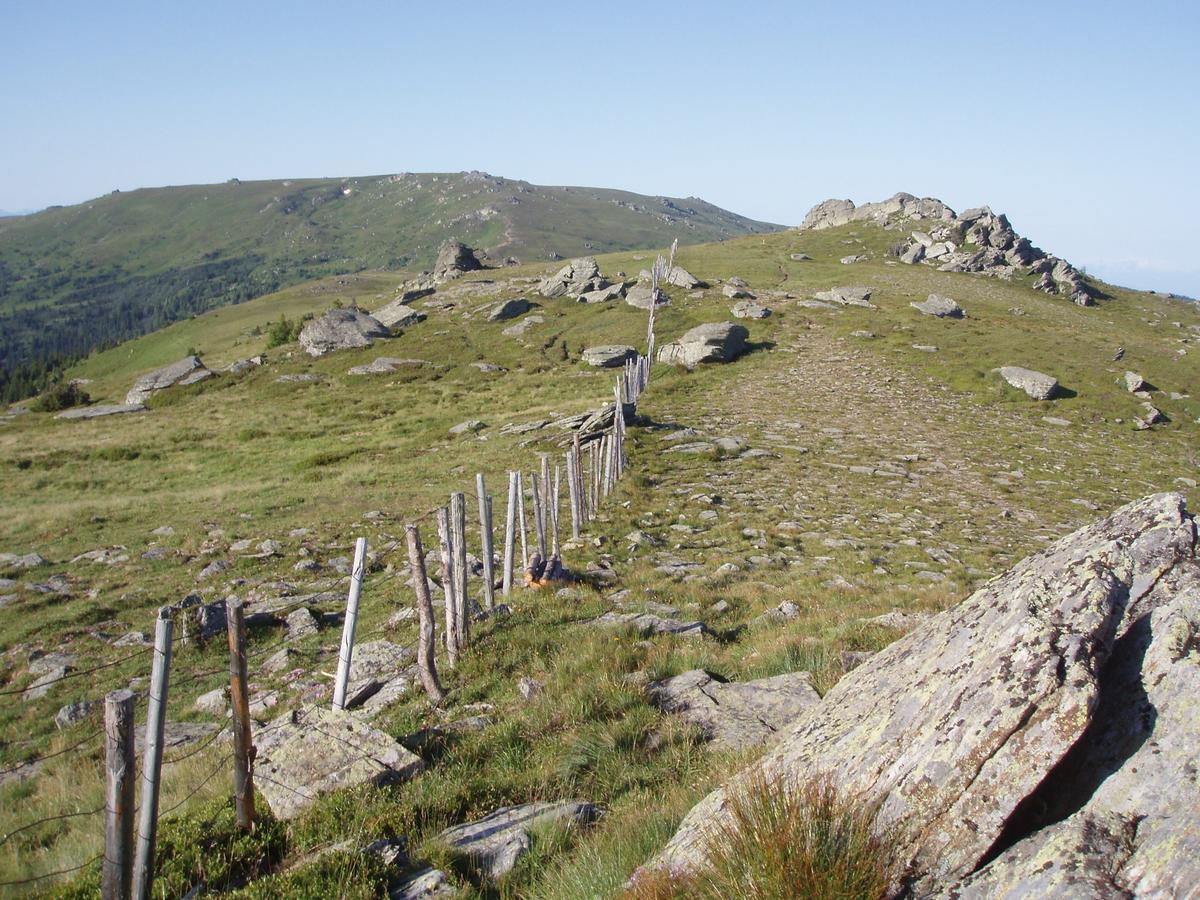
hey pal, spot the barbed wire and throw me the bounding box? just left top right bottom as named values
left=156, top=752, right=234, bottom=819
left=0, top=802, right=106, bottom=848
left=0, top=725, right=105, bottom=776
left=0, top=647, right=152, bottom=698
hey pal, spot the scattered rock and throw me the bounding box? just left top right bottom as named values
left=275, top=374, right=322, bottom=384
left=648, top=670, right=821, bottom=750
left=582, top=345, right=637, bottom=368
left=449, top=420, right=486, bottom=436
left=196, top=559, right=231, bottom=581
left=284, top=608, right=319, bottom=641
left=590, top=611, right=705, bottom=638
left=433, top=240, right=484, bottom=280
left=194, top=687, right=228, bottom=715
left=126, top=356, right=212, bottom=405
left=911, top=294, right=964, bottom=318
left=57, top=404, right=147, bottom=420
left=1124, top=371, right=1146, bottom=392
left=814, top=286, right=874, bottom=308
left=999, top=366, right=1059, bottom=400
left=347, top=357, right=428, bottom=376
left=577, top=282, right=626, bottom=304
left=55, top=700, right=98, bottom=729
left=487, top=297, right=532, bottom=321
left=372, top=300, right=426, bottom=332
left=538, top=257, right=604, bottom=299
left=0, top=552, right=49, bottom=573
left=502, top=315, right=544, bottom=337
left=731, top=300, right=771, bottom=319
left=516, top=677, right=544, bottom=701
left=390, top=867, right=455, bottom=899
left=625, top=284, right=668, bottom=310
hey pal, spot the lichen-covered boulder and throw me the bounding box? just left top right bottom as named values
left=438, top=801, right=599, bottom=878
left=1000, top=365, right=1059, bottom=400
left=581, top=345, right=636, bottom=368
left=640, top=493, right=1200, bottom=894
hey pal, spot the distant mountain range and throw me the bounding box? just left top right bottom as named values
left=0, top=171, right=782, bottom=398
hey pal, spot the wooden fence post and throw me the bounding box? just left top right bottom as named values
left=476, top=474, right=495, bottom=609
left=502, top=471, right=518, bottom=595
left=437, top=507, right=459, bottom=667
left=566, top=450, right=581, bottom=540
left=450, top=492, right=469, bottom=648
left=516, top=471, right=528, bottom=569
left=226, top=597, right=255, bottom=831
left=103, top=689, right=136, bottom=900
left=405, top=524, right=445, bottom=703
left=530, top=470, right=547, bottom=558
left=551, top=465, right=561, bottom=557
left=332, top=537, right=368, bottom=711
left=132, top=607, right=173, bottom=900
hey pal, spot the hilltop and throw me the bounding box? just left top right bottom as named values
left=1, top=199, right=1198, bottom=897
left=0, top=171, right=779, bottom=400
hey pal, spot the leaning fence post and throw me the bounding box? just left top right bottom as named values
left=225, top=597, right=255, bottom=831
left=103, top=689, right=136, bottom=900
left=332, top=537, right=368, bottom=711
left=476, top=474, right=496, bottom=609
left=405, top=524, right=445, bottom=703
left=437, top=507, right=459, bottom=668
left=132, top=608, right=173, bottom=900
left=502, top=471, right=518, bottom=595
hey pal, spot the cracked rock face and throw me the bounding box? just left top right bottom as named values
left=647, top=670, right=820, bottom=751
left=641, top=493, right=1199, bottom=894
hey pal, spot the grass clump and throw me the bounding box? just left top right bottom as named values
left=30, top=380, right=90, bottom=412
left=630, top=775, right=891, bottom=900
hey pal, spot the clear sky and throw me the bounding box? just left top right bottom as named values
left=3, top=0, right=1198, bottom=295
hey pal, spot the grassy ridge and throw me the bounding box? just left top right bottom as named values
left=1, top=223, right=1199, bottom=895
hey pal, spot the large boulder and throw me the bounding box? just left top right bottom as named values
left=814, top=285, right=875, bottom=308
left=433, top=240, right=483, bottom=280
left=666, top=266, right=704, bottom=289
left=1000, top=365, right=1059, bottom=400
left=625, top=284, right=668, bottom=310
left=801, top=193, right=955, bottom=230
left=657, top=323, right=750, bottom=369
left=486, top=297, right=532, bottom=321
left=647, top=670, right=820, bottom=751
left=438, top=801, right=600, bottom=879
left=125, top=356, right=212, bottom=405
left=299, top=309, right=390, bottom=357
left=581, top=345, right=637, bottom=368
left=641, top=493, right=1200, bottom=895
left=255, top=706, right=425, bottom=819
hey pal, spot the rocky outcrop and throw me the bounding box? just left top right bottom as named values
left=125, top=356, right=212, bottom=405
left=642, top=493, right=1200, bottom=895
left=801, top=192, right=955, bottom=230
left=999, top=366, right=1059, bottom=400
left=731, top=300, right=771, bottom=319
left=666, top=266, right=704, bottom=289
left=299, top=309, right=390, bottom=357
left=657, top=323, right=749, bottom=369
left=347, top=357, right=428, bottom=376
left=433, top=240, right=484, bottom=280
left=255, top=706, right=425, bottom=819
left=581, top=345, right=637, bottom=368
left=538, top=257, right=608, bottom=299
left=486, top=297, right=531, bottom=321
left=625, top=284, right=668, bottom=310
left=57, top=404, right=147, bottom=420
left=371, top=299, right=426, bottom=332
left=438, top=801, right=600, bottom=879
left=647, top=670, right=821, bottom=751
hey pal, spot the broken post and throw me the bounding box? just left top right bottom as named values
left=405, top=524, right=445, bottom=703
left=103, top=689, right=136, bottom=900
left=437, top=507, right=459, bottom=667
left=503, top=471, right=518, bottom=595
left=132, top=607, right=173, bottom=900
left=476, top=474, right=496, bottom=609
left=332, top=536, right=368, bottom=711
left=226, top=597, right=255, bottom=830
left=451, top=492, right=469, bottom=649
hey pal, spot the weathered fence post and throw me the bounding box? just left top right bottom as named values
left=601, top=433, right=613, bottom=497
left=551, top=465, right=562, bottom=557
left=226, top=597, right=255, bottom=831
left=476, top=474, right=495, bottom=609
left=332, top=536, right=368, bottom=711
left=566, top=449, right=581, bottom=540
left=437, top=507, right=459, bottom=668
left=516, top=471, right=528, bottom=569
left=405, top=524, right=445, bottom=703
left=133, top=607, right=173, bottom=900
left=502, top=471, right=518, bottom=595
left=103, top=689, right=136, bottom=900
left=530, top=470, right=547, bottom=558
left=451, top=492, right=469, bottom=648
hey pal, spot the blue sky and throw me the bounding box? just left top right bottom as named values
left=2, top=0, right=1198, bottom=295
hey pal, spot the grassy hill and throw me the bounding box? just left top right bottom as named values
left=0, top=172, right=780, bottom=399
left=2, top=221, right=1199, bottom=896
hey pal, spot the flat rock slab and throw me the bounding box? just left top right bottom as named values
left=348, top=358, right=429, bottom=375
left=126, top=355, right=211, bottom=405
left=814, top=286, right=874, bottom=308
left=645, top=493, right=1198, bottom=892
left=256, top=706, right=425, bottom=820
left=390, top=867, right=454, bottom=899
left=372, top=299, right=426, bottom=331
left=56, top=403, right=147, bottom=420
left=648, top=670, right=820, bottom=750
left=581, top=345, right=636, bottom=368
left=438, top=801, right=599, bottom=879
left=999, top=365, right=1059, bottom=400
left=590, top=611, right=705, bottom=638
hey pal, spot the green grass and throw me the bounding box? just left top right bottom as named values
left=1, top=222, right=1199, bottom=895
